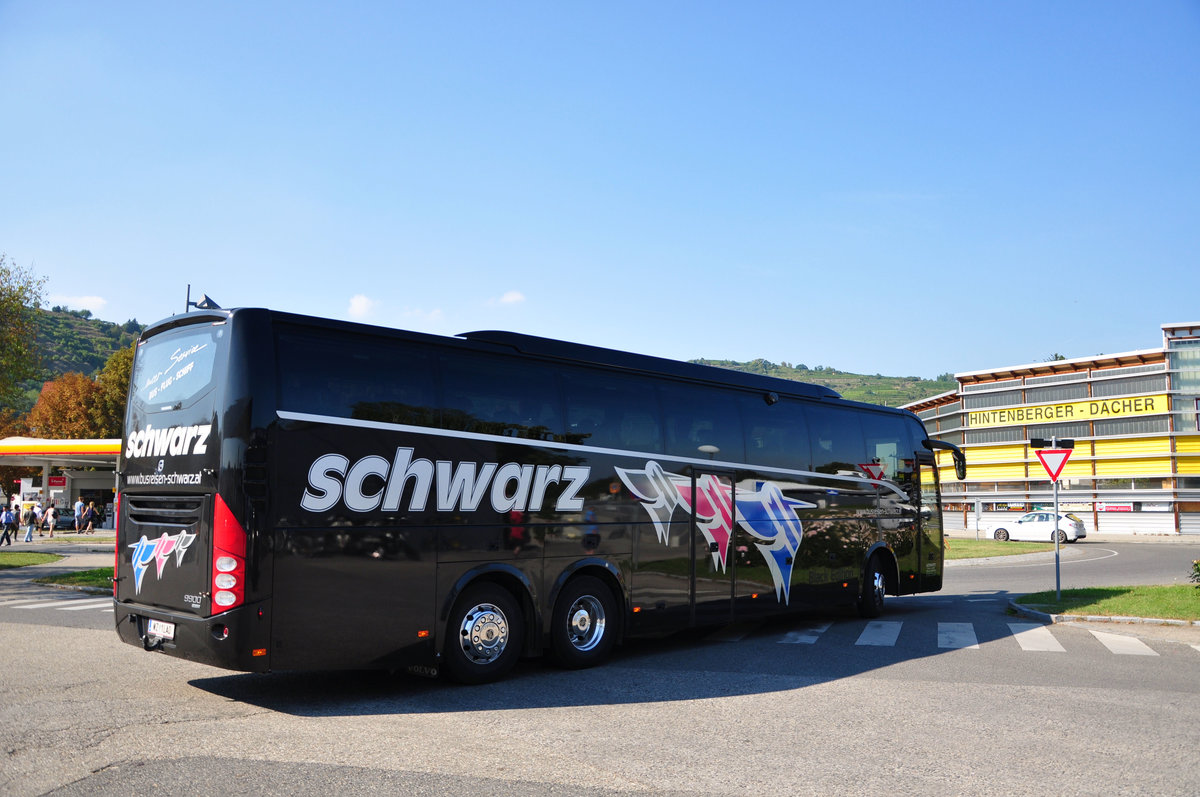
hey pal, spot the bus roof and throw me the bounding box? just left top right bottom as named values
left=148, top=308, right=853, bottom=405
left=460, top=329, right=842, bottom=402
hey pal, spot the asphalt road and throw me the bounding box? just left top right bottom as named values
left=2, top=538, right=1198, bottom=796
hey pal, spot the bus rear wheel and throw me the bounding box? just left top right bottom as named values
left=444, top=583, right=524, bottom=684
left=857, top=555, right=886, bottom=618
left=550, top=575, right=617, bottom=669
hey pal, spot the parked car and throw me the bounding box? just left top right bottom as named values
left=989, top=511, right=1087, bottom=543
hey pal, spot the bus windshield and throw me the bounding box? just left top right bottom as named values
left=130, top=323, right=224, bottom=414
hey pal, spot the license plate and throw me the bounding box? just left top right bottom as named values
left=147, top=619, right=175, bottom=640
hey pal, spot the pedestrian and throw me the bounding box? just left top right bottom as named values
left=73, top=497, right=84, bottom=532
left=46, top=503, right=57, bottom=538
left=22, top=505, right=36, bottom=543
left=82, top=501, right=97, bottom=534
left=0, top=505, right=15, bottom=546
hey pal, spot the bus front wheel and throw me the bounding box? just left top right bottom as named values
left=857, top=555, right=886, bottom=618
left=444, top=583, right=525, bottom=684
left=550, top=575, right=617, bottom=669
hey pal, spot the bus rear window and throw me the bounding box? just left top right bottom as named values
left=131, top=324, right=222, bottom=412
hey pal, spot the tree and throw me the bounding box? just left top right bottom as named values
left=90, top=345, right=135, bottom=438
left=27, top=373, right=100, bottom=439
left=0, top=254, right=47, bottom=409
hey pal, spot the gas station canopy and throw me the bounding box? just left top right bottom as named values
left=0, top=437, right=121, bottom=468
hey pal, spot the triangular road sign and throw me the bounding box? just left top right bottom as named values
left=1035, top=449, right=1073, bottom=482
left=859, top=463, right=886, bottom=481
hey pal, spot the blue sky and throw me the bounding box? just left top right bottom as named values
left=2, top=2, right=1197, bottom=379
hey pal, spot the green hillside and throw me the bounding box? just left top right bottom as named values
left=689, top=358, right=956, bottom=408
left=8, top=309, right=144, bottom=413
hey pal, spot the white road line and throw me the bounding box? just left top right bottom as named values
left=1191, top=645, right=1200, bottom=655
left=15, top=599, right=100, bottom=610
left=938, top=622, right=980, bottom=649
left=1008, top=623, right=1067, bottom=652
left=56, top=599, right=113, bottom=611
left=778, top=622, right=832, bottom=644
left=1089, top=629, right=1159, bottom=656
left=855, top=621, right=903, bottom=646
left=0, top=598, right=63, bottom=608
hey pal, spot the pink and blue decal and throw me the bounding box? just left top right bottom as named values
left=616, top=461, right=814, bottom=603
left=128, top=531, right=197, bottom=594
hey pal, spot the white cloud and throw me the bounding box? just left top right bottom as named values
left=50, top=295, right=108, bottom=314
left=489, top=290, right=525, bottom=306
left=347, top=294, right=378, bottom=319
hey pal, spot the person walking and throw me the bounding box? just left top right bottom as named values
left=82, top=501, right=97, bottom=534
left=73, top=497, right=84, bottom=532
left=22, top=505, right=35, bottom=543
left=45, top=503, right=57, bottom=538
left=1, top=506, right=15, bottom=546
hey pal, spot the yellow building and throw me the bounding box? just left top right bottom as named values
left=903, top=322, right=1200, bottom=535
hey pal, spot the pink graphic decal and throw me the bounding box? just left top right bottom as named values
left=128, top=530, right=197, bottom=594
left=616, top=462, right=815, bottom=602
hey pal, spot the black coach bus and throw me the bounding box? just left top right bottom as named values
left=113, top=308, right=965, bottom=683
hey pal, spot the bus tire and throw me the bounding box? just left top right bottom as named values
left=443, top=583, right=524, bottom=684
left=857, top=555, right=886, bottom=618
left=550, top=575, right=617, bottom=670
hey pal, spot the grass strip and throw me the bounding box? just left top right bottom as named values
left=34, top=567, right=114, bottom=590
left=0, top=552, right=64, bottom=569
left=1015, top=585, right=1200, bottom=622
left=945, top=538, right=1054, bottom=560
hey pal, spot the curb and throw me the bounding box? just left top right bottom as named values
left=1007, top=599, right=1200, bottom=628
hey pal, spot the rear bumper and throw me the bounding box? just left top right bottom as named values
left=114, top=599, right=271, bottom=673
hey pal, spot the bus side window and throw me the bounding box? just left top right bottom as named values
left=860, top=413, right=918, bottom=485
left=807, top=405, right=867, bottom=476
left=738, top=396, right=812, bottom=471
left=661, top=385, right=745, bottom=462
left=440, top=353, right=564, bottom=441
left=276, top=329, right=437, bottom=425
left=563, top=370, right=664, bottom=454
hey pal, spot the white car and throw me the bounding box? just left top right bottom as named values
left=989, top=511, right=1087, bottom=543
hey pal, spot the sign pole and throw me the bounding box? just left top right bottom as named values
left=1033, top=437, right=1073, bottom=602
left=1052, top=437, right=1061, bottom=601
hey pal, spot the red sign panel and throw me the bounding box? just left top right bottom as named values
left=1035, top=449, right=1073, bottom=482
left=48, top=476, right=67, bottom=487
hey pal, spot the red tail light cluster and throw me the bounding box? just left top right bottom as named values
left=211, top=494, right=246, bottom=613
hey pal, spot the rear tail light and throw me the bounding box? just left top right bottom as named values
left=211, top=494, right=246, bottom=613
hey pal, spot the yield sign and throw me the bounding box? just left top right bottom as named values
left=1035, top=449, right=1073, bottom=482
left=859, top=463, right=886, bottom=481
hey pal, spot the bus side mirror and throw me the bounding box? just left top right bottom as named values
left=923, top=439, right=967, bottom=480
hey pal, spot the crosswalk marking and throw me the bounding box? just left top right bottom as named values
left=15, top=599, right=99, bottom=610
left=855, top=621, right=903, bottom=646
left=937, top=622, right=979, bottom=649
left=11, top=597, right=109, bottom=611
left=1007, top=623, right=1067, bottom=652
left=56, top=599, right=113, bottom=611
left=778, top=622, right=832, bottom=644
left=1089, top=629, right=1159, bottom=656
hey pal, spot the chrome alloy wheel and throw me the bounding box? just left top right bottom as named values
left=457, top=602, right=510, bottom=664
left=565, top=594, right=607, bottom=652
left=869, top=569, right=886, bottom=608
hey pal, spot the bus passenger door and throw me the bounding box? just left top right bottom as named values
left=690, top=470, right=735, bottom=626
left=917, top=453, right=944, bottom=591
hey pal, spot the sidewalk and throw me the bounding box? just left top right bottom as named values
left=947, top=529, right=1197, bottom=544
